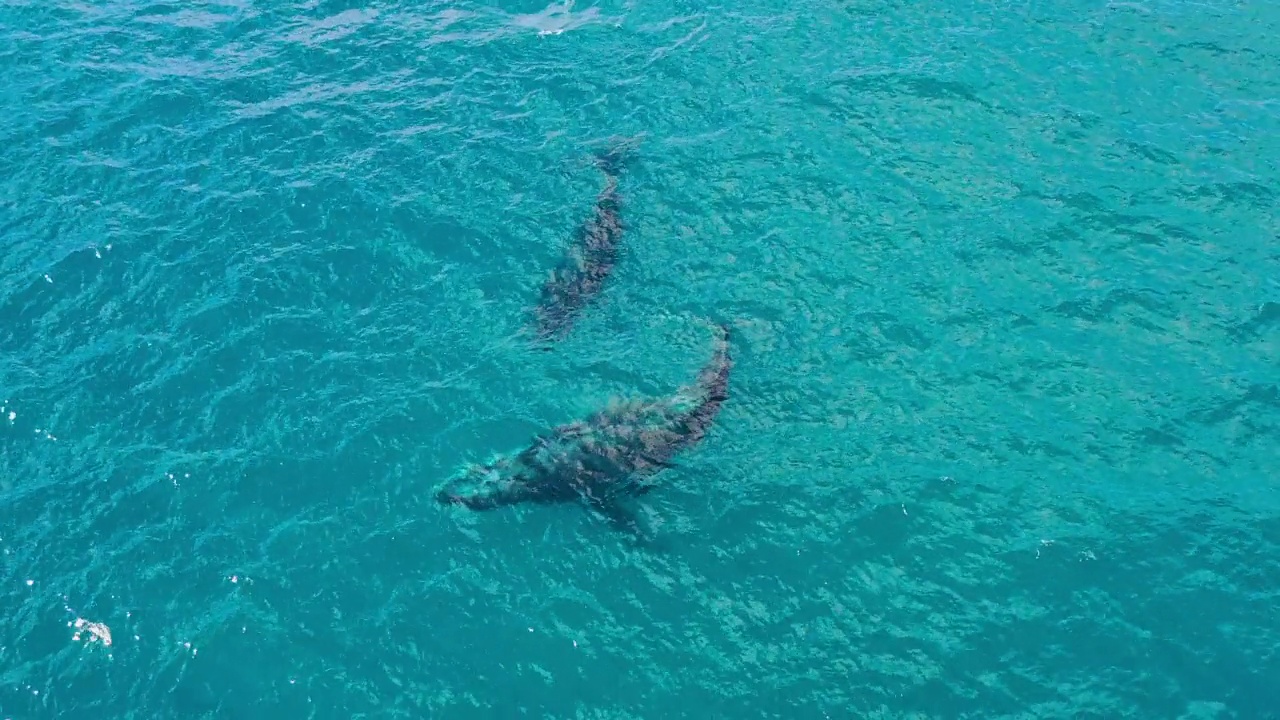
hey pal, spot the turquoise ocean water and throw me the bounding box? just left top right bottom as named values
left=2, top=0, right=1278, bottom=717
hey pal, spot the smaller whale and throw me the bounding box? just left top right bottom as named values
left=437, top=322, right=732, bottom=535
left=531, top=143, right=636, bottom=342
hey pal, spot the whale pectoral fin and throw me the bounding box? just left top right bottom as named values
left=585, top=495, right=648, bottom=537
left=584, top=494, right=665, bottom=550
left=630, top=477, right=663, bottom=496
left=647, top=457, right=678, bottom=472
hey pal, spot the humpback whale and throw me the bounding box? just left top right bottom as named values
left=437, top=322, right=732, bottom=534
left=531, top=145, right=635, bottom=342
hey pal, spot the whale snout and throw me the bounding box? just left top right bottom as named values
left=435, top=488, right=463, bottom=505
left=436, top=489, right=494, bottom=510
left=436, top=459, right=521, bottom=511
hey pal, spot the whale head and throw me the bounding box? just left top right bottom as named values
left=435, top=455, right=527, bottom=510
left=436, top=419, right=668, bottom=513
left=436, top=438, right=577, bottom=510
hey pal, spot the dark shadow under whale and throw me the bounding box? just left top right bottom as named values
left=437, top=322, right=732, bottom=536
left=530, top=143, right=637, bottom=343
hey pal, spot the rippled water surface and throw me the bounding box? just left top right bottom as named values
left=2, top=0, right=1278, bottom=717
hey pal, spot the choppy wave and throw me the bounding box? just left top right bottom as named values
left=2, top=0, right=1277, bottom=716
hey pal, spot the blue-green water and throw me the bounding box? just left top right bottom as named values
left=2, top=0, right=1278, bottom=716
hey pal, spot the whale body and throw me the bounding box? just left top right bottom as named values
left=531, top=146, right=635, bottom=342
left=437, top=323, right=732, bottom=534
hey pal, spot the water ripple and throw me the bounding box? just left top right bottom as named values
left=2, top=0, right=1278, bottom=716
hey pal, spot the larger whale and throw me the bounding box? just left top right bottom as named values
left=530, top=144, right=635, bottom=342
left=437, top=322, right=732, bottom=534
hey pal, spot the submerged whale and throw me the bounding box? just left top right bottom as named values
left=531, top=145, right=635, bottom=342
left=437, top=322, right=732, bottom=534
